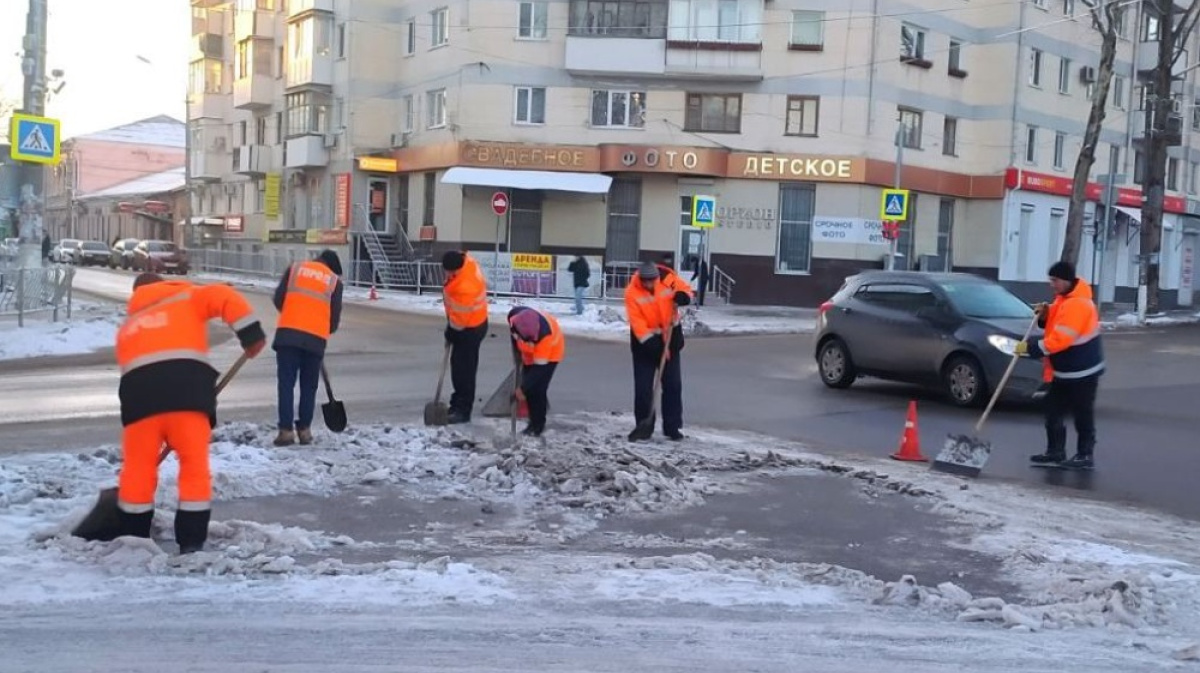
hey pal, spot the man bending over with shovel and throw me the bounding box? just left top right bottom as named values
left=626, top=261, right=693, bottom=442
left=507, top=306, right=565, bottom=437
left=116, top=273, right=266, bottom=553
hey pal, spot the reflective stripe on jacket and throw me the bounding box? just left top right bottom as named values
left=509, top=307, right=565, bottom=366
left=277, top=260, right=337, bottom=341
left=1036, top=278, right=1105, bottom=382
left=444, top=253, right=489, bottom=330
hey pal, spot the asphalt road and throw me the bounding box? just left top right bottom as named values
left=4, top=267, right=1200, bottom=521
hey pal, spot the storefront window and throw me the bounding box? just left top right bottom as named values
left=776, top=183, right=814, bottom=274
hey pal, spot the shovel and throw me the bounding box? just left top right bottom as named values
left=934, top=315, right=1040, bottom=478
left=71, top=353, right=250, bottom=542
left=320, top=363, right=347, bottom=433
left=629, top=321, right=674, bottom=442
left=423, top=344, right=451, bottom=426
left=510, top=348, right=523, bottom=441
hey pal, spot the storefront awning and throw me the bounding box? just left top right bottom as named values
left=441, top=167, right=612, bottom=194
left=1115, top=206, right=1141, bottom=223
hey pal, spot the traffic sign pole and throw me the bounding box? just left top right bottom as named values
left=15, top=0, right=49, bottom=269
left=490, top=191, right=509, bottom=295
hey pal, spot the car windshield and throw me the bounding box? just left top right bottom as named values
left=82, top=242, right=107, bottom=251
left=939, top=281, right=1035, bottom=319
left=61, top=239, right=80, bottom=247
left=147, top=242, right=177, bottom=252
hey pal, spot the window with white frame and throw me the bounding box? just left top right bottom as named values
left=430, top=8, right=449, bottom=48
left=785, top=96, right=819, bottom=136
left=1029, top=48, right=1043, bottom=86
left=403, top=95, right=415, bottom=133
left=898, top=107, right=922, bottom=149
left=1142, top=13, right=1161, bottom=41
left=1026, top=125, right=1038, bottom=163
left=667, top=0, right=762, bottom=44
left=1058, top=57, right=1071, bottom=93
left=514, top=86, right=546, bottom=124
left=591, top=90, right=646, bottom=128
left=1112, top=75, right=1126, bottom=108
left=519, top=1, right=549, bottom=38
left=1053, top=131, right=1066, bottom=169
left=776, top=182, right=815, bottom=274
left=405, top=20, right=416, bottom=54
left=942, top=117, right=957, bottom=156
left=789, top=10, right=823, bottom=48
left=426, top=89, right=446, bottom=128
left=900, top=23, right=926, bottom=61
left=948, top=39, right=964, bottom=74
left=336, top=22, right=346, bottom=58
left=285, top=90, right=331, bottom=137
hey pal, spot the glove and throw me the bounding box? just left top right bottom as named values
left=673, top=291, right=691, bottom=307
left=244, top=339, right=266, bottom=359
left=444, top=325, right=454, bottom=344
left=1033, top=302, right=1049, bottom=319
left=1014, top=341, right=1029, bottom=356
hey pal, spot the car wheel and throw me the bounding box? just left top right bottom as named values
left=943, top=355, right=988, bottom=407
left=817, top=337, right=857, bottom=389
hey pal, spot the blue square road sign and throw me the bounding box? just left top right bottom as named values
left=10, top=113, right=61, bottom=165
left=691, top=194, right=716, bottom=228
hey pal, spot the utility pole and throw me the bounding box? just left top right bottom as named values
left=15, top=0, right=48, bottom=268
left=887, top=120, right=905, bottom=271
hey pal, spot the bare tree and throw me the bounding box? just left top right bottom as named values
left=1140, top=0, right=1200, bottom=315
left=1063, top=0, right=1127, bottom=266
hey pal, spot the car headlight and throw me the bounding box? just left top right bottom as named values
left=987, top=334, right=1018, bottom=356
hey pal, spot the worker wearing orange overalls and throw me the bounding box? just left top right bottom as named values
left=625, top=261, right=693, bottom=442
left=507, top=306, right=565, bottom=437
left=115, top=273, right=266, bottom=554
left=441, top=250, right=489, bottom=424
left=271, top=250, right=343, bottom=446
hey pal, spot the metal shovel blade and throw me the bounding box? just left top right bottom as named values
left=322, top=399, right=348, bottom=433
left=424, top=400, right=449, bottom=426
left=932, top=434, right=992, bottom=478
left=70, top=486, right=123, bottom=542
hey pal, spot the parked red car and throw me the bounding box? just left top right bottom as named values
left=132, top=240, right=190, bottom=275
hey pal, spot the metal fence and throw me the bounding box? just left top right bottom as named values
left=0, top=264, right=75, bottom=326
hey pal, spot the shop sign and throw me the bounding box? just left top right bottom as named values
left=811, top=217, right=888, bottom=246
left=1008, top=168, right=1189, bottom=214
left=264, top=173, right=281, bottom=219
left=334, top=174, right=351, bottom=228
left=714, top=205, right=774, bottom=230
left=599, top=145, right=727, bottom=175
left=732, top=154, right=862, bottom=182
left=357, top=156, right=399, bottom=173
left=307, top=229, right=349, bottom=245
left=224, top=216, right=244, bottom=233
left=267, top=229, right=307, bottom=244
left=461, top=141, right=595, bottom=171
left=512, top=253, right=553, bottom=271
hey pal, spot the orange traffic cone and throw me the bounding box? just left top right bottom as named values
left=891, top=401, right=928, bottom=462
left=369, top=284, right=378, bottom=301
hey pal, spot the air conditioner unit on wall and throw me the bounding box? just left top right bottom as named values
left=323, top=134, right=337, bottom=149
left=1079, top=65, right=1097, bottom=84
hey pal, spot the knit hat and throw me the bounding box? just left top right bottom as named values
left=442, top=250, right=465, bottom=271
left=317, top=249, right=343, bottom=276
left=509, top=308, right=542, bottom=341
left=637, top=261, right=660, bottom=280
left=1048, top=260, right=1076, bottom=282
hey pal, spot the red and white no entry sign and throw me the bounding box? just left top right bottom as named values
left=491, top=191, right=509, bottom=216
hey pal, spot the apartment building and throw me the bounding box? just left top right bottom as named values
left=189, top=0, right=1200, bottom=308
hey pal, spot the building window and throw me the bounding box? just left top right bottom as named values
left=1049, top=208, right=1065, bottom=260
left=776, top=182, right=815, bottom=274
left=1192, top=99, right=1200, bottom=130
left=1029, top=48, right=1043, bottom=86
left=403, top=95, right=415, bottom=133
left=235, top=38, right=272, bottom=79
left=1032, top=0, right=1046, bottom=7
left=1058, top=57, right=1071, bottom=93
left=1168, top=157, right=1180, bottom=191
left=430, top=8, right=449, bottom=48
left=1134, top=151, right=1145, bottom=184
left=423, top=172, right=437, bottom=226
left=1112, top=75, right=1126, bottom=108
left=900, top=23, right=927, bottom=63
left=591, top=90, right=646, bottom=128
left=284, top=91, right=331, bottom=137
left=898, top=107, right=922, bottom=149
left=336, top=22, right=347, bottom=58
left=285, top=13, right=334, bottom=85
left=1063, top=0, right=1074, bottom=15
left=942, top=117, right=957, bottom=156
left=784, top=96, right=819, bottom=137
left=519, top=1, right=549, bottom=38
left=405, top=20, right=416, bottom=54
left=514, top=87, right=547, bottom=124
left=189, top=58, right=223, bottom=95
left=1190, top=161, right=1199, bottom=194
left=1142, top=13, right=1161, bottom=41
left=789, top=11, right=823, bottom=49
left=1053, top=131, right=1066, bottom=169
left=568, top=0, right=668, bottom=38
left=255, top=116, right=267, bottom=145
left=426, top=89, right=447, bottom=128
left=937, top=198, right=954, bottom=271
left=1025, top=125, right=1038, bottom=163
left=948, top=39, right=965, bottom=75
left=668, top=0, right=762, bottom=43
left=685, top=93, right=741, bottom=133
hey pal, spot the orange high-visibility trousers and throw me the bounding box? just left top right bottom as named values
left=118, top=411, right=213, bottom=513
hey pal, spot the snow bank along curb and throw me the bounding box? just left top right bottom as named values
left=0, top=302, right=124, bottom=361
left=1103, top=311, right=1200, bottom=331
left=2, top=413, right=1198, bottom=661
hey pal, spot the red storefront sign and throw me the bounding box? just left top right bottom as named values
left=334, top=174, right=351, bottom=229
left=1005, top=168, right=1186, bottom=213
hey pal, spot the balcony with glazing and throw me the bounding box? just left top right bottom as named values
left=285, top=9, right=335, bottom=89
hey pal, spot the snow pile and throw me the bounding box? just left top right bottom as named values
left=0, top=302, right=122, bottom=361
left=1105, top=311, right=1200, bottom=329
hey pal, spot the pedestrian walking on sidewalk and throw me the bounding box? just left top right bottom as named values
left=272, top=249, right=343, bottom=447
left=115, top=272, right=266, bottom=553
left=567, top=255, right=590, bottom=315
left=507, top=305, right=564, bottom=437
left=1015, top=261, right=1104, bottom=469
left=442, top=250, right=489, bottom=424
left=625, top=261, right=693, bottom=441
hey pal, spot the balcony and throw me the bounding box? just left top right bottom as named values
left=565, top=37, right=666, bottom=76
left=564, top=36, right=763, bottom=80
left=235, top=10, right=275, bottom=39
left=664, top=42, right=763, bottom=80
left=234, top=145, right=271, bottom=176
left=285, top=54, right=334, bottom=89
left=1137, top=41, right=1190, bottom=79
left=287, top=0, right=333, bottom=18
left=188, top=92, right=231, bottom=120
left=234, top=74, right=274, bottom=109
left=193, top=33, right=224, bottom=61
left=285, top=135, right=329, bottom=168
left=190, top=149, right=224, bottom=182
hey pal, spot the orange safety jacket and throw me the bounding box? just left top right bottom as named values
left=444, top=253, right=489, bottom=330
left=625, top=276, right=679, bottom=344
left=1029, top=278, right=1105, bottom=382
left=277, top=260, right=338, bottom=341
left=116, top=281, right=265, bottom=426
left=509, top=308, right=565, bottom=366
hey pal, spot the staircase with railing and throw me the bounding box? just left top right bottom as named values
left=711, top=264, right=736, bottom=304
left=353, top=204, right=425, bottom=289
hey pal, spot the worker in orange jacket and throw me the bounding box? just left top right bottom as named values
left=442, top=250, right=489, bottom=424
left=625, top=261, right=693, bottom=442
left=507, top=306, right=565, bottom=437
left=115, top=273, right=266, bottom=554
left=271, top=249, right=343, bottom=446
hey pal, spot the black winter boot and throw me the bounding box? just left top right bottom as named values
left=118, top=510, right=154, bottom=539
left=175, top=509, right=212, bottom=554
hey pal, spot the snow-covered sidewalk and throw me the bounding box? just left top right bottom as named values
left=1103, top=310, right=1200, bottom=330
left=2, top=414, right=1198, bottom=670
left=0, top=302, right=122, bottom=361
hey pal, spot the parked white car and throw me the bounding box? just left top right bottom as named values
left=50, top=239, right=80, bottom=264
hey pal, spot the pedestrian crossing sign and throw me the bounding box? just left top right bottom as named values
left=10, top=113, right=61, bottom=165
left=692, top=194, right=716, bottom=229
left=880, top=188, right=909, bottom=221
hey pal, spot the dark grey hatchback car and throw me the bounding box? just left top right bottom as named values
left=813, top=271, right=1048, bottom=407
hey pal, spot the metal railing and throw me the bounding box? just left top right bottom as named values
left=0, top=264, right=75, bottom=326
left=712, top=264, right=736, bottom=304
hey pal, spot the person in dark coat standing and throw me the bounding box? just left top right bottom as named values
left=567, top=255, right=590, bottom=315
left=689, top=255, right=710, bottom=306
left=41, top=234, right=51, bottom=262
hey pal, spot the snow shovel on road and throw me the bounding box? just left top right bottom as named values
left=423, top=344, right=451, bottom=426
left=71, top=353, right=250, bottom=542
left=935, top=315, right=1040, bottom=478
left=629, top=321, right=674, bottom=442
left=320, top=364, right=347, bottom=433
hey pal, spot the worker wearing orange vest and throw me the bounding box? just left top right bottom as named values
left=442, top=250, right=489, bottom=424
left=271, top=250, right=343, bottom=446
left=507, top=306, right=565, bottom=437
left=115, top=272, right=266, bottom=554
left=625, top=261, right=693, bottom=442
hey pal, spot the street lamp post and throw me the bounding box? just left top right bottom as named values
left=15, top=0, right=48, bottom=269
